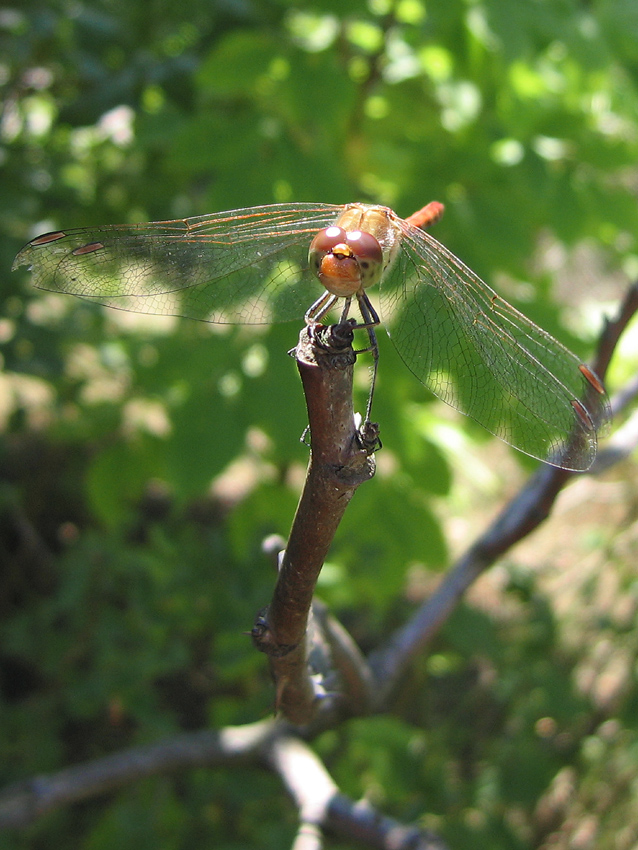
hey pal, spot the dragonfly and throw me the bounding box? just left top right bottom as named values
left=13, top=200, right=610, bottom=470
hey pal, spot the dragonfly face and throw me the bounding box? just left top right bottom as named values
left=13, top=201, right=611, bottom=470
left=308, top=225, right=384, bottom=297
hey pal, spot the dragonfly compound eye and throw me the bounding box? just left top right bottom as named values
left=344, top=230, right=383, bottom=263
left=309, top=226, right=348, bottom=261
left=344, top=230, right=383, bottom=289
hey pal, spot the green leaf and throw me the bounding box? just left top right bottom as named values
left=86, top=438, right=166, bottom=527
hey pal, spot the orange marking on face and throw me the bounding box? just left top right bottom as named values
left=318, top=251, right=361, bottom=297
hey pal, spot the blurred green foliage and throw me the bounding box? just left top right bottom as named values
left=1, top=0, right=638, bottom=847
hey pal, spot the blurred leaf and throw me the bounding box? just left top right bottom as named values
left=87, top=437, right=166, bottom=526
left=227, top=480, right=300, bottom=563
left=165, top=389, right=246, bottom=498
left=330, top=475, right=447, bottom=610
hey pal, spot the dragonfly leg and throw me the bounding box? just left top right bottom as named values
left=304, top=289, right=380, bottom=445
left=355, top=293, right=381, bottom=424
left=305, top=291, right=339, bottom=324
left=338, top=297, right=353, bottom=323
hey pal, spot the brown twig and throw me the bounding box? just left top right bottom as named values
left=592, top=281, right=638, bottom=381
left=252, top=324, right=376, bottom=723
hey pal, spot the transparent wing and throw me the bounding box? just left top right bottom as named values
left=13, top=203, right=343, bottom=324
left=379, top=220, right=611, bottom=470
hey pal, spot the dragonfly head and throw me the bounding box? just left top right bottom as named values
left=309, top=226, right=383, bottom=298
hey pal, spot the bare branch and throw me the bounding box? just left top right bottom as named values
left=0, top=721, right=449, bottom=849
left=269, top=735, right=338, bottom=830
left=269, top=734, right=448, bottom=850
left=0, top=720, right=277, bottom=830
left=325, top=794, right=448, bottom=849
left=593, top=280, right=638, bottom=381
left=292, top=822, right=324, bottom=850
left=252, top=324, right=376, bottom=723
left=313, top=599, right=377, bottom=714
